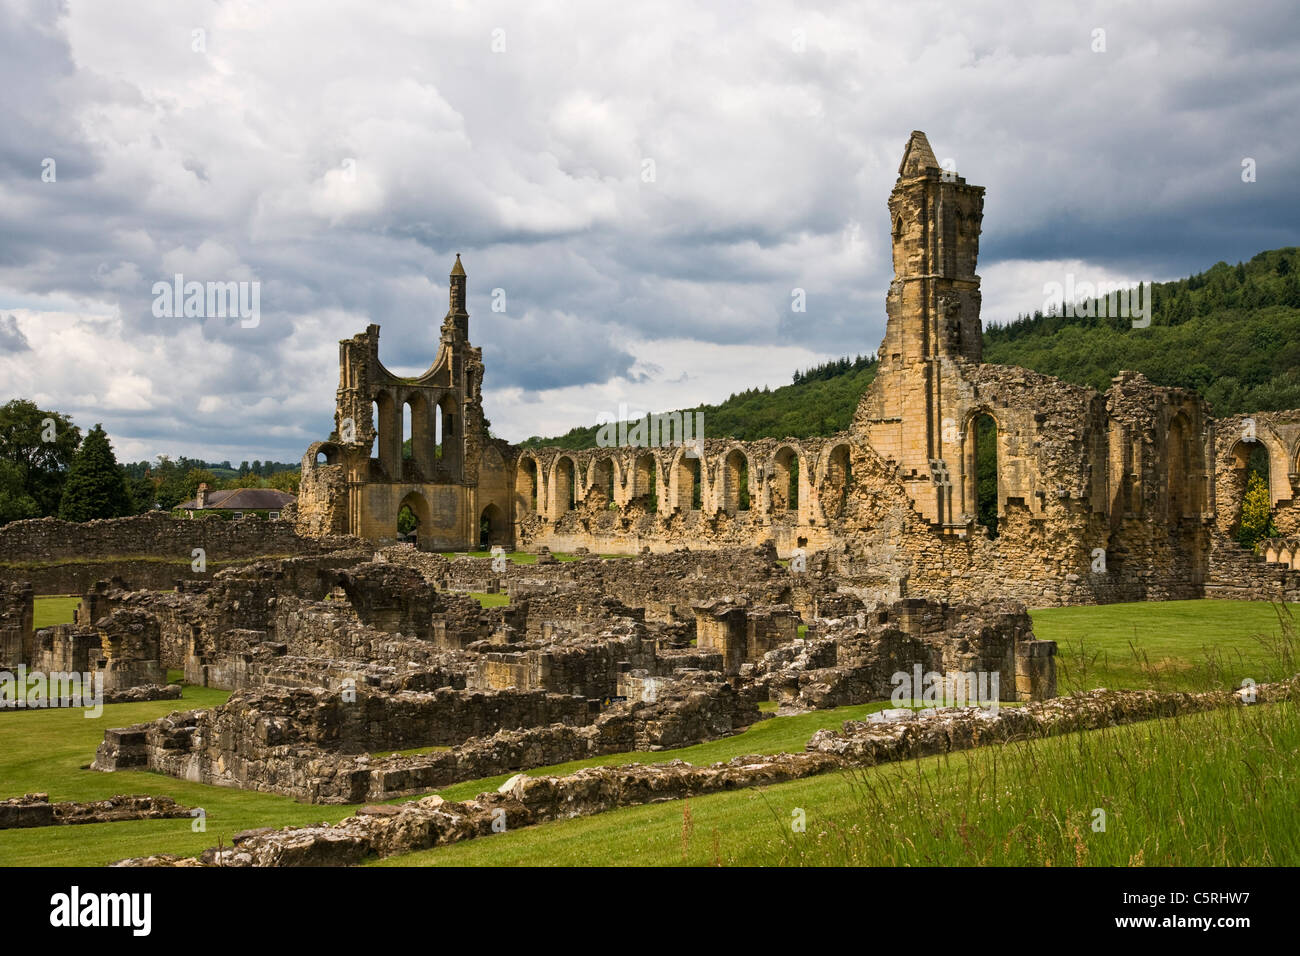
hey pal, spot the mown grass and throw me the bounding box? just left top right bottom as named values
left=441, top=551, right=589, bottom=563
left=377, top=697, right=1300, bottom=867
left=1031, top=599, right=1300, bottom=693
left=32, top=596, right=80, bottom=629
left=0, top=685, right=355, bottom=866
left=3, top=598, right=1296, bottom=866
left=469, top=592, right=509, bottom=608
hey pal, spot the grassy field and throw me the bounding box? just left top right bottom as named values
left=1030, top=599, right=1299, bottom=693
left=441, top=551, right=634, bottom=563
left=32, top=596, right=81, bottom=629
left=376, top=698, right=1300, bottom=867
left=0, top=686, right=356, bottom=866
left=3, top=598, right=1297, bottom=867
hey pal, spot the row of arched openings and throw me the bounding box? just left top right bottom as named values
left=370, top=394, right=458, bottom=469
left=515, top=446, right=854, bottom=517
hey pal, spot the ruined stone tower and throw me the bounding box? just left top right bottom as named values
left=860, top=131, right=986, bottom=527
left=297, top=256, right=513, bottom=549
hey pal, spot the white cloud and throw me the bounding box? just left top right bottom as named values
left=0, top=0, right=1294, bottom=461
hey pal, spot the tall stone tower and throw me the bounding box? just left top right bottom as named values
left=859, top=131, right=986, bottom=527
left=297, top=255, right=512, bottom=550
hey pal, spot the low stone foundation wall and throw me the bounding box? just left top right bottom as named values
left=0, top=793, right=192, bottom=829
left=0, top=513, right=363, bottom=595
left=114, top=676, right=1297, bottom=866
left=0, top=682, right=181, bottom=710
left=93, top=674, right=761, bottom=803
left=1204, top=532, right=1300, bottom=602
left=748, top=598, right=1053, bottom=710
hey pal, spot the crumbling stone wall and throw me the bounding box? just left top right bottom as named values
left=119, top=678, right=1296, bottom=866
left=477, top=133, right=1299, bottom=608
left=0, top=581, right=33, bottom=669
left=95, top=673, right=760, bottom=803
left=745, top=599, right=1052, bottom=711
left=0, top=512, right=360, bottom=594
left=0, top=794, right=192, bottom=830
left=296, top=259, right=511, bottom=551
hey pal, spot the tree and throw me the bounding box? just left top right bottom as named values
left=0, top=459, right=40, bottom=525
left=181, top=468, right=218, bottom=500
left=1235, top=471, right=1279, bottom=550
left=268, top=469, right=300, bottom=494
left=0, top=399, right=82, bottom=516
left=124, top=473, right=156, bottom=514
left=58, top=424, right=133, bottom=521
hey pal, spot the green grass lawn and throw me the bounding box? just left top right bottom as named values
left=1030, top=599, right=1299, bottom=694
left=33, top=596, right=81, bottom=629
left=376, top=698, right=1300, bottom=867
left=3, top=598, right=1297, bottom=867
left=0, top=685, right=355, bottom=866
left=441, top=551, right=626, bottom=563
left=469, top=592, right=509, bottom=608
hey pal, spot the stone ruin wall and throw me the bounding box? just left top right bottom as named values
left=92, top=673, right=763, bottom=803
left=82, top=541, right=1059, bottom=803
left=746, top=598, right=1053, bottom=711
left=0, top=512, right=361, bottom=595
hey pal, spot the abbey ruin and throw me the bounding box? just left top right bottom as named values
left=296, top=131, right=1300, bottom=609
left=3, top=132, right=1295, bottom=860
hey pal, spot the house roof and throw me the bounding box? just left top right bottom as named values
left=178, top=488, right=297, bottom=511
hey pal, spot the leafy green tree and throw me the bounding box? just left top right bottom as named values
left=57, top=424, right=133, bottom=521
left=268, top=469, right=300, bottom=494
left=181, top=468, right=218, bottom=500
left=1235, top=471, right=1279, bottom=550
left=124, top=473, right=156, bottom=514
left=0, top=399, right=82, bottom=516
left=0, top=459, right=40, bottom=525
left=397, top=504, right=417, bottom=535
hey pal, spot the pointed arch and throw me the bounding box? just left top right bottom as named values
left=723, top=448, right=750, bottom=514
left=771, top=446, right=800, bottom=512
left=515, top=456, right=539, bottom=513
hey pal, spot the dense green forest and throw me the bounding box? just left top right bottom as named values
left=983, top=247, right=1300, bottom=415
left=523, top=247, right=1300, bottom=449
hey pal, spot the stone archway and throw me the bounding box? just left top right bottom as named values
left=480, top=503, right=507, bottom=549
left=397, top=491, right=431, bottom=547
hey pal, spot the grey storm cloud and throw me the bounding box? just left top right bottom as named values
left=0, top=0, right=1297, bottom=462
left=0, top=314, right=30, bottom=352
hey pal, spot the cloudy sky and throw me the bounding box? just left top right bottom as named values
left=1, top=0, right=1297, bottom=464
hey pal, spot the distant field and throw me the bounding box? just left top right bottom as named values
left=440, top=551, right=632, bottom=563
left=1030, top=599, right=1299, bottom=693
left=33, top=596, right=80, bottom=629
left=0, top=685, right=362, bottom=867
